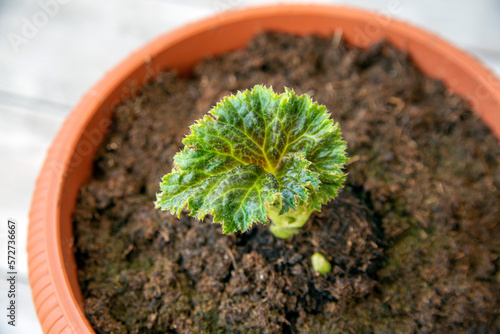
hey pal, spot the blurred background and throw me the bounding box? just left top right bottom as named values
left=0, top=0, right=499, bottom=333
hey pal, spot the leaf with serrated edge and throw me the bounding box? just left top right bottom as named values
left=156, top=85, right=348, bottom=234
left=275, top=153, right=320, bottom=214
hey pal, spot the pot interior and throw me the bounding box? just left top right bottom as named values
left=31, top=5, right=500, bottom=333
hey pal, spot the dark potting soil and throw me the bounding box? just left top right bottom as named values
left=73, top=33, right=500, bottom=333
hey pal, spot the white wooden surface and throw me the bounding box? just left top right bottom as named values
left=0, top=1, right=499, bottom=333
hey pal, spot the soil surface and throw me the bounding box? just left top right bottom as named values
left=74, top=33, right=500, bottom=333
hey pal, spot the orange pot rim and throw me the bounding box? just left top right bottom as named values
left=27, top=4, right=500, bottom=334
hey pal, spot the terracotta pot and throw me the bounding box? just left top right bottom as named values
left=27, top=5, right=500, bottom=333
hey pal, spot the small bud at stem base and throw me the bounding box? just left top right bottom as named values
left=311, top=252, right=332, bottom=275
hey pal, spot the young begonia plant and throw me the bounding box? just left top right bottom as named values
left=155, top=85, right=348, bottom=239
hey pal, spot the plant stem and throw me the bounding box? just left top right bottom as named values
left=267, top=205, right=312, bottom=239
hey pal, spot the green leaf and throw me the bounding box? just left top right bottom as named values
left=156, top=164, right=279, bottom=234
left=275, top=153, right=320, bottom=214
left=156, top=85, right=348, bottom=234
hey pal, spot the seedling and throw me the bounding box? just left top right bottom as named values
left=311, top=252, right=332, bottom=275
left=156, top=85, right=348, bottom=239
